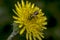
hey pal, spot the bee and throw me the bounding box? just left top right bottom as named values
left=29, top=11, right=38, bottom=20
left=32, top=11, right=38, bottom=16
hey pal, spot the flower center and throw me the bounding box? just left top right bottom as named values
left=23, top=11, right=39, bottom=25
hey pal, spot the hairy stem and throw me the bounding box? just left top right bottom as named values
left=7, top=23, right=19, bottom=40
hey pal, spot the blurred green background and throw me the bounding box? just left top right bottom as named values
left=0, top=0, right=60, bottom=40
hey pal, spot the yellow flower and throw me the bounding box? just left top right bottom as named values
left=13, top=0, right=47, bottom=40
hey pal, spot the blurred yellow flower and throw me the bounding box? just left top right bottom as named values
left=13, top=0, right=47, bottom=40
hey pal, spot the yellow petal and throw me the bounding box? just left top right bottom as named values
left=20, top=27, right=25, bottom=35
left=29, top=33, right=32, bottom=40
left=42, top=22, right=47, bottom=25
left=31, top=4, right=35, bottom=8
left=15, top=4, right=19, bottom=10
left=12, top=9, right=19, bottom=16
left=13, top=16, right=19, bottom=19
left=21, top=0, right=25, bottom=7
left=36, top=34, right=42, bottom=40
left=28, top=2, right=31, bottom=8
left=15, top=4, right=21, bottom=14
left=38, top=32, right=44, bottom=38
left=33, top=36, right=36, bottom=40
left=26, top=32, right=29, bottom=40
left=14, top=21, right=20, bottom=23
left=17, top=1, right=21, bottom=9
left=42, top=27, right=47, bottom=29
left=19, top=24, right=23, bottom=28
left=26, top=1, right=29, bottom=8
left=33, top=6, right=39, bottom=12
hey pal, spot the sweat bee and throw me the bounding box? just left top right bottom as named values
left=29, top=11, right=39, bottom=20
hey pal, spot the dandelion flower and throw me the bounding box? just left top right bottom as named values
left=13, top=0, right=47, bottom=40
